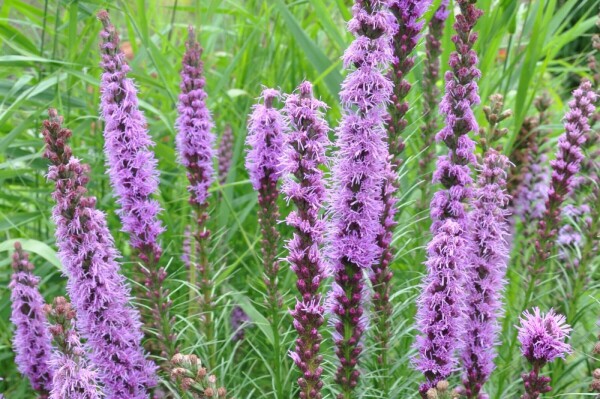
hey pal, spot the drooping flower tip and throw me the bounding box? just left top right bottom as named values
left=517, top=308, right=572, bottom=364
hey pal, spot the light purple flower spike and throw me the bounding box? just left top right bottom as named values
left=9, top=242, right=53, bottom=397
left=282, top=81, right=329, bottom=398
left=43, top=109, right=156, bottom=399
left=517, top=308, right=572, bottom=399
left=461, top=150, right=510, bottom=399
left=414, top=1, right=482, bottom=396
left=218, top=125, right=234, bottom=185
left=329, top=1, right=394, bottom=396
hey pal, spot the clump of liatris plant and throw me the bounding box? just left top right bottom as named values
left=175, top=26, right=218, bottom=363
left=170, top=354, right=228, bottom=399
left=531, top=80, right=597, bottom=270
left=414, top=0, right=482, bottom=395
left=43, top=109, right=156, bottom=398
left=419, top=0, right=449, bottom=189
left=9, top=242, right=53, bottom=397
left=517, top=308, right=572, bottom=399
left=282, top=81, right=329, bottom=399
left=387, top=0, right=427, bottom=167
left=460, top=150, right=510, bottom=399
left=230, top=306, right=251, bottom=342
left=329, top=1, right=394, bottom=396
left=97, top=10, right=175, bottom=358
left=218, top=125, right=234, bottom=185
left=245, top=88, right=285, bottom=395
left=44, top=297, right=100, bottom=399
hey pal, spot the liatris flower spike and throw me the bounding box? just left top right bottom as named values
left=230, top=306, right=251, bottom=342
left=329, top=0, right=394, bottom=396
left=414, top=0, right=482, bottom=396
left=175, top=26, right=218, bottom=364
left=245, top=87, right=285, bottom=395
left=282, top=81, right=329, bottom=399
left=218, top=125, right=234, bottom=185
left=517, top=308, right=572, bottom=399
left=43, top=109, right=156, bottom=399
left=44, top=297, right=101, bottom=399
left=9, top=242, right=53, bottom=397
left=461, top=150, right=510, bottom=399
left=97, top=10, right=175, bottom=358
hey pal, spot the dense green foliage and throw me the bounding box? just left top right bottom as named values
left=0, top=0, right=598, bottom=398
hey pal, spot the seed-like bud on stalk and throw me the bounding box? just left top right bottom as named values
left=170, top=354, right=228, bottom=398
left=419, top=0, right=449, bottom=199
left=97, top=10, right=174, bottom=358
left=175, top=26, right=218, bottom=362
left=329, top=1, right=394, bottom=396
left=9, top=242, right=53, bottom=397
left=532, top=81, right=597, bottom=268
left=282, top=81, right=329, bottom=399
left=218, top=125, right=234, bottom=185
left=517, top=308, right=572, bottom=399
left=413, top=1, right=483, bottom=396
left=460, top=150, right=510, bottom=399
left=245, top=88, right=285, bottom=395
left=45, top=297, right=101, bottom=399
left=43, top=109, right=156, bottom=399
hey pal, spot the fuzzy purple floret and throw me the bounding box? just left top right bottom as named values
left=329, top=1, right=394, bottom=395
left=414, top=1, right=482, bottom=395
left=461, top=150, right=510, bottom=399
left=176, top=27, right=216, bottom=206
left=43, top=109, right=156, bottom=399
left=282, top=81, right=329, bottom=398
left=9, top=243, right=53, bottom=396
left=98, top=11, right=164, bottom=261
left=518, top=308, right=572, bottom=364
left=245, top=88, right=285, bottom=190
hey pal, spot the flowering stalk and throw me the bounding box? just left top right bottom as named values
left=329, top=1, right=394, bottom=396
left=218, top=125, right=234, bottom=185
left=418, top=0, right=449, bottom=194
left=460, top=150, right=510, bottom=399
left=9, top=242, right=53, bottom=397
left=282, top=81, right=329, bottom=399
left=97, top=10, right=175, bottom=359
left=523, top=81, right=596, bottom=294
left=43, top=109, right=156, bottom=399
left=45, top=297, right=101, bottom=399
left=413, top=1, right=482, bottom=396
left=230, top=306, right=251, bottom=342
left=175, top=27, right=218, bottom=367
left=517, top=308, right=572, bottom=399
left=245, top=88, right=285, bottom=398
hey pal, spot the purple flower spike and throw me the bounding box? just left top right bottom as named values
left=230, top=306, right=251, bottom=342
left=218, top=125, right=234, bottom=185
left=461, top=150, right=510, bottom=399
left=329, top=1, right=394, bottom=396
left=517, top=308, right=572, bottom=399
left=534, top=80, right=597, bottom=265
left=43, top=109, right=156, bottom=399
left=97, top=10, right=175, bottom=358
left=419, top=0, right=449, bottom=192
left=414, top=1, right=482, bottom=396
left=9, top=242, right=53, bottom=397
left=45, top=297, right=101, bottom=399
left=282, top=81, right=329, bottom=399
left=176, top=27, right=218, bottom=358
left=387, top=0, right=429, bottom=165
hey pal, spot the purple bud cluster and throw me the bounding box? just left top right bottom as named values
left=461, top=150, right=510, bottom=399
left=414, top=1, right=482, bottom=395
left=282, top=81, right=329, bottom=399
left=329, top=1, right=394, bottom=396
left=45, top=297, right=100, bottom=399
left=9, top=242, right=53, bottom=397
left=517, top=308, right=572, bottom=399
left=43, top=109, right=156, bottom=399
left=534, top=80, right=597, bottom=264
